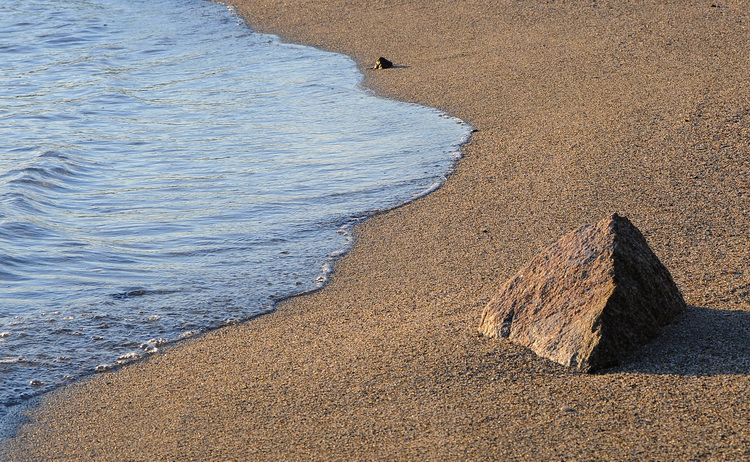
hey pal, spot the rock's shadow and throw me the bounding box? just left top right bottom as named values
left=613, top=306, right=750, bottom=376
left=367, top=65, right=410, bottom=70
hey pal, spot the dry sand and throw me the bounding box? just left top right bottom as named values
left=3, top=0, right=749, bottom=460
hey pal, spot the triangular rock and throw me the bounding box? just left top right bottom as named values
left=478, top=214, right=685, bottom=372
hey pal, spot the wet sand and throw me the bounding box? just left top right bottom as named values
left=3, top=0, right=749, bottom=460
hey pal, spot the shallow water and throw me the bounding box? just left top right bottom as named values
left=0, top=0, right=470, bottom=436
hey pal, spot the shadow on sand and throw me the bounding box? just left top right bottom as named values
left=614, top=305, right=750, bottom=376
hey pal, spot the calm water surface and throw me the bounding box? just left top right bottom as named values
left=0, top=0, right=470, bottom=436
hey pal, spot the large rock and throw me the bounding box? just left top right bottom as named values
left=478, top=214, right=685, bottom=372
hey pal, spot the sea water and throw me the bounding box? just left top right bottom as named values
left=0, top=0, right=470, bottom=437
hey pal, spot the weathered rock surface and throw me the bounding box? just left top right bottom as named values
left=478, top=214, right=686, bottom=372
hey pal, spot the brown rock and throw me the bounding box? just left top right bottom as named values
left=478, top=214, right=685, bottom=372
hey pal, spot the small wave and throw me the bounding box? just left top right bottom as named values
left=6, top=177, right=66, bottom=192
left=38, top=150, right=69, bottom=159
left=110, top=288, right=183, bottom=300
left=1, top=150, right=91, bottom=188
left=20, top=165, right=75, bottom=179
left=40, top=34, right=89, bottom=46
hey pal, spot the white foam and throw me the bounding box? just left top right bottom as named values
left=117, top=351, right=142, bottom=362
left=178, top=330, right=199, bottom=340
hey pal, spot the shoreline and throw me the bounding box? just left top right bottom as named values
left=3, top=0, right=749, bottom=459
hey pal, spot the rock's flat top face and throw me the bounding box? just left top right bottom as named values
left=479, top=214, right=685, bottom=372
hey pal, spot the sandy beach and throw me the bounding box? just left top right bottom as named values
left=3, top=0, right=749, bottom=459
